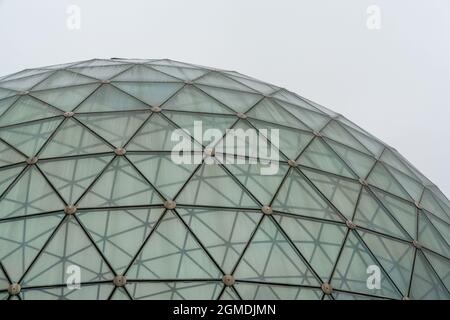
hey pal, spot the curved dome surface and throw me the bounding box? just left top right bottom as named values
left=0, top=58, right=448, bottom=300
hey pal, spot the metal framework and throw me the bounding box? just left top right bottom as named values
left=0, top=58, right=448, bottom=300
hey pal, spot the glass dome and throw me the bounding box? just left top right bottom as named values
left=0, top=58, right=448, bottom=300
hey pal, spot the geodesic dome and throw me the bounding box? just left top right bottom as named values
left=0, top=58, right=448, bottom=300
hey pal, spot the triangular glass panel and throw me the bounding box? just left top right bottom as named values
left=275, top=214, right=347, bottom=281
left=384, top=166, right=424, bottom=202
left=271, top=90, right=322, bottom=113
left=326, top=139, right=376, bottom=179
left=78, top=157, right=163, bottom=208
left=76, top=84, right=149, bottom=112
left=163, top=85, right=233, bottom=114
left=359, top=230, right=415, bottom=295
left=1, top=69, right=51, bottom=82
left=194, top=72, right=256, bottom=92
left=32, top=70, right=98, bottom=90
left=215, top=120, right=279, bottom=162
left=30, top=83, right=100, bottom=112
left=127, top=210, right=222, bottom=280
left=0, top=71, right=54, bottom=91
left=196, top=84, right=263, bottom=113
left=39, top=118, right=112, bottom=157
left=127, top=281, right=223, bottom=300
left=21, top=216, right=114, bottom=287
left=321, top=120, right=372, bottom=155
left=423, top=186, right=450, bottom=211
left=74, top=59, right=128, bottom=67
left=113, top=82, right=184, bottom=107
left=276, top=99, right=330, bottom=131
left=225, top=74, right=278, bottom=95
left=272, top=169, right=342, bottom=221
left=418, top=213, right=449, bottom=258
left=39, top=155, right=113, bottom=204
left=0, top=264, right=9, bottom=294
left=176, top=162, right=260, bottom=208
left=148, top=59, right=199, bottom=68
left=0, top=213, right=64, bottom=282
left=236, top=283, right=322, bottom=300
left=409, top=251, right=449, bottom=299
left=367, top=162, right=412, bottom=201
left=249, top=118, right=314, bottom=160
left=223, top=160, right=289, bottom=205
left=126, top=113, right=200, bottom=151
left=332, top=291, right=385, bottom=300
left=380, top=148, right=418, bottom=180
left=0, top=96, right=19, bottom=118
left=420, top=189, right=450, bottom=224
left=0, top=95, right=61, bottom=126
left=0, top=166, right=65, bottom=219
left=69, top=64, right=131, bottom=80
left=177, top=207, right=261, bottom=273
left=301, top=97, right=337, bottom=117
left=302, top=168, right=362, bottom=220
left=76, top=111, right=148, bottom=148
left=353, top=189, right=411, bottom=240
left=220, top=287, right=240, bottom=300
left=234, top=216, right=320, bottom=286
left=0, top=140, right=25, bottom=167
left=151, top=65, right=208, bottom=81
left=111, top=64, right=180, bottom=82
left=298, top=138, right=356, bottom=178
left=110, top=287, right=131, bottom=300
left=372, top=190, right=417, bottom=239
left=127, top=154, right=197, bottom=199
left=40, top=60, right=84, bottom=69
left=340, top=123, right=385, bottom=158
left=20, top=283, right=114, bottom=300
left=424, top=212, right=449, bottom=246
left=78, top=208, right=165, bottom=274
left=422, top=251, right=449, bottom=291
left=0, top=117, right=62, bottom=156
left=331, top=231, right=402, bottom=299
left=164, top=111, right=236, bottom=142
left=0, top=165, right=25, bottom=196
left=247, top=98, right=310, bottom=129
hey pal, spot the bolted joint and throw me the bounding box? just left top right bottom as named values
left=113, top=275, right=127, bottom=287
left=261, top=205, right=273, bottom=215
left=151, top=106, right=162, bottom=113
left=101, top=80, right=111, bottom=84
left=321, top=282, right=333, bottom=295
left=313, top=131, right=322, bottom=137
left=8, top=283, right=21, bottom=296
left=359, top=178, right=368, bottom=186
left=412, top=240, right=421, bottom=249
left=236, top=112, right=247, bottom=119
left=222, top=274, right=235, bottom=287
left=204, top=148, right=215, bottom=157
left=114, top=148, right=126, bottom=156
left=63, top=111, right=75, bottom=118
left=287, top=159, right=298, bottom=167
left=346, top=220, right=357, bottom=230
left=164, top=200, right=177, bottom=210
left=64, top=205, right=77, bottom=215
left=26, top=157, right=38, bottom=165
left=18, top=91, right=30, bottom=96
left=414, top=201, right=422, bottom=210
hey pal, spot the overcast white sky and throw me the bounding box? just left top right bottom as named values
left=0, top=0, right=449, bottom=197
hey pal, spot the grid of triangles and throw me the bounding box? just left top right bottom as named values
left=0, top=58, right=448, bottom=300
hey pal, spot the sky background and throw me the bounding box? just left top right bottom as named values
left=0, top=0, right=449, bottom=197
